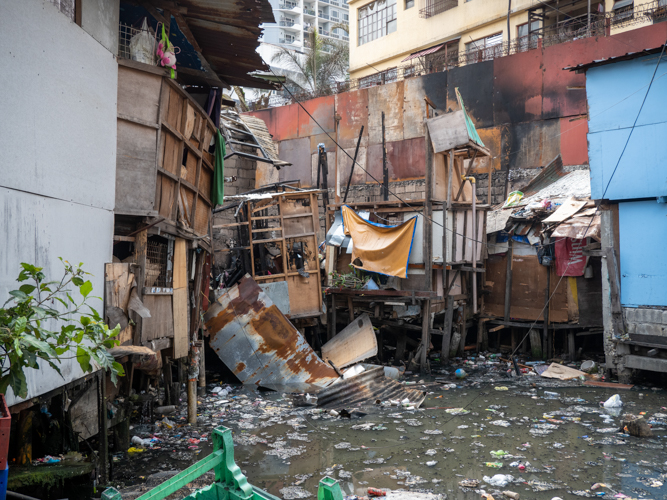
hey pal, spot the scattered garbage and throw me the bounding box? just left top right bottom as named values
left=455, top=368, right=467, bottom=379
left=484, top=474, right=514, bottom=487
left=603, top=394, right=623, bottom=408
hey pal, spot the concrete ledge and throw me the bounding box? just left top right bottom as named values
left=624, top=355, right=667, bottom=373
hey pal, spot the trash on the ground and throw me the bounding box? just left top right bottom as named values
left=502, top=492, right=520, bottom=500
left=484, top=474, right=514, bottom=487
left=321, top=313, right=378, bottom=369
left=540, top=363, right=587, bottom=380
left=622, top=414, right=652, bottom=437
left=603, top=394, right=623, bottom=408
left=455, top=369, right=467, bottom=379
left=580, top=360, right=597, bottom=373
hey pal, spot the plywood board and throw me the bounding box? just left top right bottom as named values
left=118, top=66, right=162, bottom=124
left=433, top=153, right=472, bottom=202
left=142, top=294, right=174, bottom=342
left=426, top=110, right=469, bottom=153
left=116, top=120, right=158, bottom=214
left=172, top=287, right=188, bottom=359
left=543, top=197, right=587, bottom=223
left=173, top=238, right=187, bottom=289
left=321, top=314, right=378, bottom=368
left=105, top=263, right=135, bottom=346
left=286, top=274, right=321, bottom=318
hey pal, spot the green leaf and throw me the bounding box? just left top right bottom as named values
left=80, top=281, right=93, bottom=298
left=21, top=335, right=56, bottom=357
left=80, top=316, right=91, bottom=327
left=76, top=346, right=92, bottom=373
left=72, top=277, right=84, bottom=287
left=66, top=293, right=76, bottom=304
left=87, top=306, right=101, bottom=320
left=31, top=306, right=47, bottom=319
left=7, top=368, right=28, bottom=399
left=13, top=317, right=27, bottom=334
left=19, top=284, right=36, bottom=295
left=9, top=290, right=28, bottom=301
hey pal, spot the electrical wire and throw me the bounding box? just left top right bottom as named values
left=509, top=40, right=667, bottom=358
left=258, top=53, right=667, bottom=251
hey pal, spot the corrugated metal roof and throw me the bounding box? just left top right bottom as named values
left=316, top=366, right=426, bottom=409
left=173, top=0, right=277, bottom=88
left=240, top=115, right=281, bottom=163
left=521, top=155, right=565, bottom=197
left=563, top=47, right=665, bottom=73
left=401, top=44, right=445, bottom=62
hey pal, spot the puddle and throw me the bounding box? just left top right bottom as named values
left=113, top=380, right=667, bottom=500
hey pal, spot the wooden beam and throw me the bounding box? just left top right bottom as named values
left=503, top=238, right=513, bottom=321
left=172, top=13, right=201, bottom=51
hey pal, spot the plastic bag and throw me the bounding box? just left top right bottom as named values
left=483, top=474, right=514, bottom=487
left=130, top=18, right=154, bottom=64
left=603, top=394, right=623, bottom=408
left=502, top=191, right=524, bottom=208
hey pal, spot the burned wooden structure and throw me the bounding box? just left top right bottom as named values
left=482, top=159, right=603, bottom=360
left=213, top=188, right=325, bottom=330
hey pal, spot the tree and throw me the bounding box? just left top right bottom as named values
left=0, top=260, right=124, bottom=399
left=271, top=28, right=349, bottom=96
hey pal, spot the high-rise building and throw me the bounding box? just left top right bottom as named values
left=261, top=0, right=350, bottom=52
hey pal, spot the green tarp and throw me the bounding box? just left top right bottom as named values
left=211, top=131, right=226, bottom=206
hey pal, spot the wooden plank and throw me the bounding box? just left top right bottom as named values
left=116, top=120, right=158, bottom=214
left=173, top=238, right=187, bottom=289
left=426, top=111, right=469, bottom=153
left=583, top=380, right=634, bottom=390
left=142, top=295, right=174, bottom=342
left=172, top=288, right=188, bottom=359
left=117, top=65, right=163, bottom=124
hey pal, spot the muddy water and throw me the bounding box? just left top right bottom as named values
left=117, top=383, right=667, bottom=499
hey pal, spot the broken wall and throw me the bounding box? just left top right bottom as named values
left=246, top=23, right=667, bottom=205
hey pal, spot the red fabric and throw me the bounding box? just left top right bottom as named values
left=555, top=238, right=587, bottom=276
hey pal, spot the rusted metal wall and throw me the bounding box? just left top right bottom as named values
left=246, top=23, right=667, bottom=184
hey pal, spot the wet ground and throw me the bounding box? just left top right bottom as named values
left=114, top=371, right=667, bottom=500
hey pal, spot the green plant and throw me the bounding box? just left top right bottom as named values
left=0, top=260, right=124, bottom=399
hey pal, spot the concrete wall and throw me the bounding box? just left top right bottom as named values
left=587, top=53, right=667, bottom=201
left=82, top=0, right=120, bottom=53
left=348, top=0, right=657, bottom=79
left=0, top=0, right=118, bottom=405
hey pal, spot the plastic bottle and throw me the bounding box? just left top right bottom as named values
left=367, top=488, right=387, bottom=496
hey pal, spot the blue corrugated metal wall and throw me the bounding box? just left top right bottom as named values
left=619, top=200, right=667, bottom=307
left=586, top=54, right=667, bottom=201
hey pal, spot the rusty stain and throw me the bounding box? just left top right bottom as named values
left=204, top=275, right=339, bottom=390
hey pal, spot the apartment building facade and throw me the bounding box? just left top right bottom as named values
left=262, top=0, right=351, bottom=50
left=348, top=0, right=660, bottom=83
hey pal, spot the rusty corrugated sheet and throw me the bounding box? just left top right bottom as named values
left=520, top=155, right=565, bottom=197
left=175, top=0, right=275, bottom=88
left=204, top=275, right=339, bottom=391
left=316, top=366, right=426, bottom=409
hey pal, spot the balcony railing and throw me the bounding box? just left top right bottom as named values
left=278, top=38, right=297, bottom=44
left=279, top=20, right=295, bottom=27
left=278, top=1, right=297, bottom=9
left=419, top=0, right=457, bottom=19
left=304, top=8, right=316, bottom=16
left=319, top=13, right=330, bottom=19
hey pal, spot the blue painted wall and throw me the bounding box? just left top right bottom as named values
left=619, top=200, right=667, bottom=307
left=586, top=54, right=667, bottom=201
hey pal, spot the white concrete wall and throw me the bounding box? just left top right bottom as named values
left=0, top=0, right=118, bottom=405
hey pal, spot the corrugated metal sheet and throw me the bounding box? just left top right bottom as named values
left=240, top=115, right=281, bottom=163
left=401, top=43, right=445, bottom=62
left=204, top=275, right=339, bottom=391
left=520, top=155, right=565, bottom=197
left=316, top=366, right=426, bottom=409
left=175, top=0, right=276, bottom=88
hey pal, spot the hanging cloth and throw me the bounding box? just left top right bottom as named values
left=211, top=131, right=226, bottom=206
left=341, top=205, right=417, bottom=278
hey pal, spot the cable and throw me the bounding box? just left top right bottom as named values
left=257, top=53, right=667, bottom=251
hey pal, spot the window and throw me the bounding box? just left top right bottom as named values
left=344, top=13, right=349, bottom=21
left=516, top=20, right=540, bottom=51
left=331, top=9, right=339, bottom=18
left=612, top=0, right=633, bottom=23
left=464, top=33, right=503, bottom=63
left=358, top=0, right=397, bottom=46
left=406, top=0, right=414, bottom=9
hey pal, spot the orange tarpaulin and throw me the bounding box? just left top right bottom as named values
left=341, top=205, right=417, bottom=278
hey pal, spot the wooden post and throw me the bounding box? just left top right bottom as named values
left=568, top=330, right=576, bottom=361
left=543, top=266, right=551, bottom=360
left=187, top=343, right=199, bottom=424
left=330, top=294, right=336, bottom=340
left=198, top=342, right=206, bottom=397
left=17, top=409, right=33, bottom=466
left=396, top=333, right=407, bottom=362
left=477, top=318, right=485, bottom=352
left=382, top=112, right=388, bottom=201
left=511, top=327, right=518, bottom=352
left=97, top=371, right=109, bottom=484
left=441, top=297, right=454, bottom=361
left=504, top=239, right=513, bottom=322
left=347, top=296, right=355, bottom=323
left=447, top=150, right=454, bottom=209
left=420, top=299, right=431, bottom=372
left=133, top=230, right=148, bottom=345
